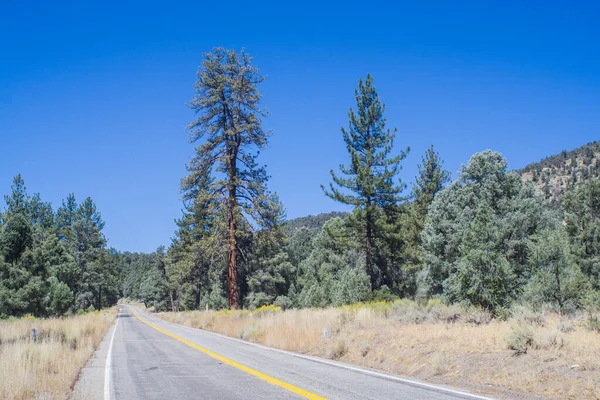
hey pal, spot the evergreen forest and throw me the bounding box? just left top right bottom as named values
left=2, top=48, right=600, bottom=318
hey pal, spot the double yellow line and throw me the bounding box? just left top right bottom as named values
left=128, top=306, right=326, bottom=400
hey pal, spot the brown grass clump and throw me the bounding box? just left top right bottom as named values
left=0, top=310, right=116, bottom=400
left=156, top=301, right=600, bottom=399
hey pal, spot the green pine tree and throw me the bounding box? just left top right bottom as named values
left=3, top=175, right=28, bottom=219
left=523, top=227, right=589, bottom=311
left=401, top=145, right=450, bottom=295
left=56, top=193, right=78, bottom=243
left=71, top=197, right=108, bottom=309
left=297, top=217, right=369, bottom=307
left=444, top=202, right=516, bottom=312
left=412, top=146, right=451, bottom=217
left=167, top=168, right=226, bottom=311
left=322, top=74, right=409, bottom=290
left=185, top=48, right=274, bottom=309
left=564, top=178, right=600, bottom=289
left=245, top=197, right=295, bottom=309
left=421, top=151, right=557, bottom=303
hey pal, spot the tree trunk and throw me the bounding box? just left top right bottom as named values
left=366, top=209, right=375, bottom=290
left=227, top=143, right=240, bottom=309
left=554, top=261, right=563, bottom=310
left=169, top=290, right=175, bottom=312
left=227, top=201, right=239, bottom=309
left=195, top=279, right=201, bottom=309
left=365, top=142, right=376, bottom=290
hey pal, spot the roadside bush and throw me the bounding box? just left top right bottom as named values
left=328, top=339, right=348, bottom=359
left=506, top=325, right=535, bottom=355
left=426, top=300, right=462, bottom=323
left=390, top=299, right=467, bottom=324
left=510, top=305, right=546, bottom=327
left=463, top=308, right=493, bottom=325
left=253, top=304, right=281, bottom=317
left=274, top=295, right=293, bottom=310
left=558, top=321, right=575, bottom=333
left=583, top=290, right=600, bottom=333
left=589, top=315, right=600, bottom=334
left=238, top=323, right=261, bottom=341
left=431, top=352, right=450, bottom=375
left=47, top=278, right=73, bottom=316
left=538, top=332, right=565, bottom=350
left=341, top=301, right=393, bottom=317
left=522, top=227, right=589, bottom=313
left=370, top=285, right=399, bottom=302
left=230, top=310, right=251, bottom=320
left=359, top=341, right=371, bottom=357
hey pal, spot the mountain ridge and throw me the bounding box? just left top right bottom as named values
left=518, top=140, right=600, bottom=202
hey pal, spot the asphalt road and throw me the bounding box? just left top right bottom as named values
left=73, top=305, right=496, bottom=400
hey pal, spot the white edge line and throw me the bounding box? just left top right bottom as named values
left=104, top=308, right=120, bottom=400
left=132, top=306, right=496, bottom=400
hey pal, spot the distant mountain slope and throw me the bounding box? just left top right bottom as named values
left=283, top=211, right=348, bottom=236
left=282, top=142, right=599, bottom=227
left=519, top=141, right=600, bottom=202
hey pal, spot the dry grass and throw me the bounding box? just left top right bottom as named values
left=0, top=310, right=116, bottom=400
left=156, top=301, right=600, bottom=399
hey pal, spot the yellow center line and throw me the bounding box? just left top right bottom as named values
left=128, top=306, right=326, bottom=400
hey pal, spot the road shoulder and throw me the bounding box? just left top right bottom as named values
left=71, top=316, right=118, bottom=400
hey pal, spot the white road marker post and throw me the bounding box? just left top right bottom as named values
left=323, top=327, right=329, bottom=341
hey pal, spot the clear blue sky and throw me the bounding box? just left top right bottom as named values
left=1, top=1, right=599, bottom=253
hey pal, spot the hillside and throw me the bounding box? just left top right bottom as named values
left=283, top=211, right=348, bottom=236
left=519, top=141, right=600, bottom=202
left=281, top=142, right=600, bottom=232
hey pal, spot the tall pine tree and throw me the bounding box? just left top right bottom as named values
left=186, top=48, right=274, bottom=309
left=322, top=74, right=409, bottom=289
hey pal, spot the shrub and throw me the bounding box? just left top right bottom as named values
left=463, top=308, right=492, bottom=325
left=231, top=310, right=251, bottom=320
left=539, top=332, right=565, bottom=350
left=359, top=341, right=371, bottom=357
left=506, top=325, right=535, bottom=355
left=371, top=285, right=399, bottom=302
left=199, top=314, right=216, bottom=329
left=583, top=291, right=600, bottom=333
left=274, top=296, right=293, bottom=310
left=238, top=323, right=261, bottom=341
left=337, top=310, right=355, bottom=326
left=341, top=301, right=393, bottom=316
left=328, top=339, right=348, bottom=359
left=589, top=315, right=600, bottom=334
left=253, top=304, right=281, bottom=317
left=48, top=278, right=74, bottom=316
left=510, top=305, right=546, bottom=327
left=493, top=306, right=511, bottom=321
left=431, top=352, right=450, bottom=375
left=558, top=321, right=575, bottom=333
left=426, top=300, right=462, bottom=323
left=390, top=298, right=468, bottom=324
